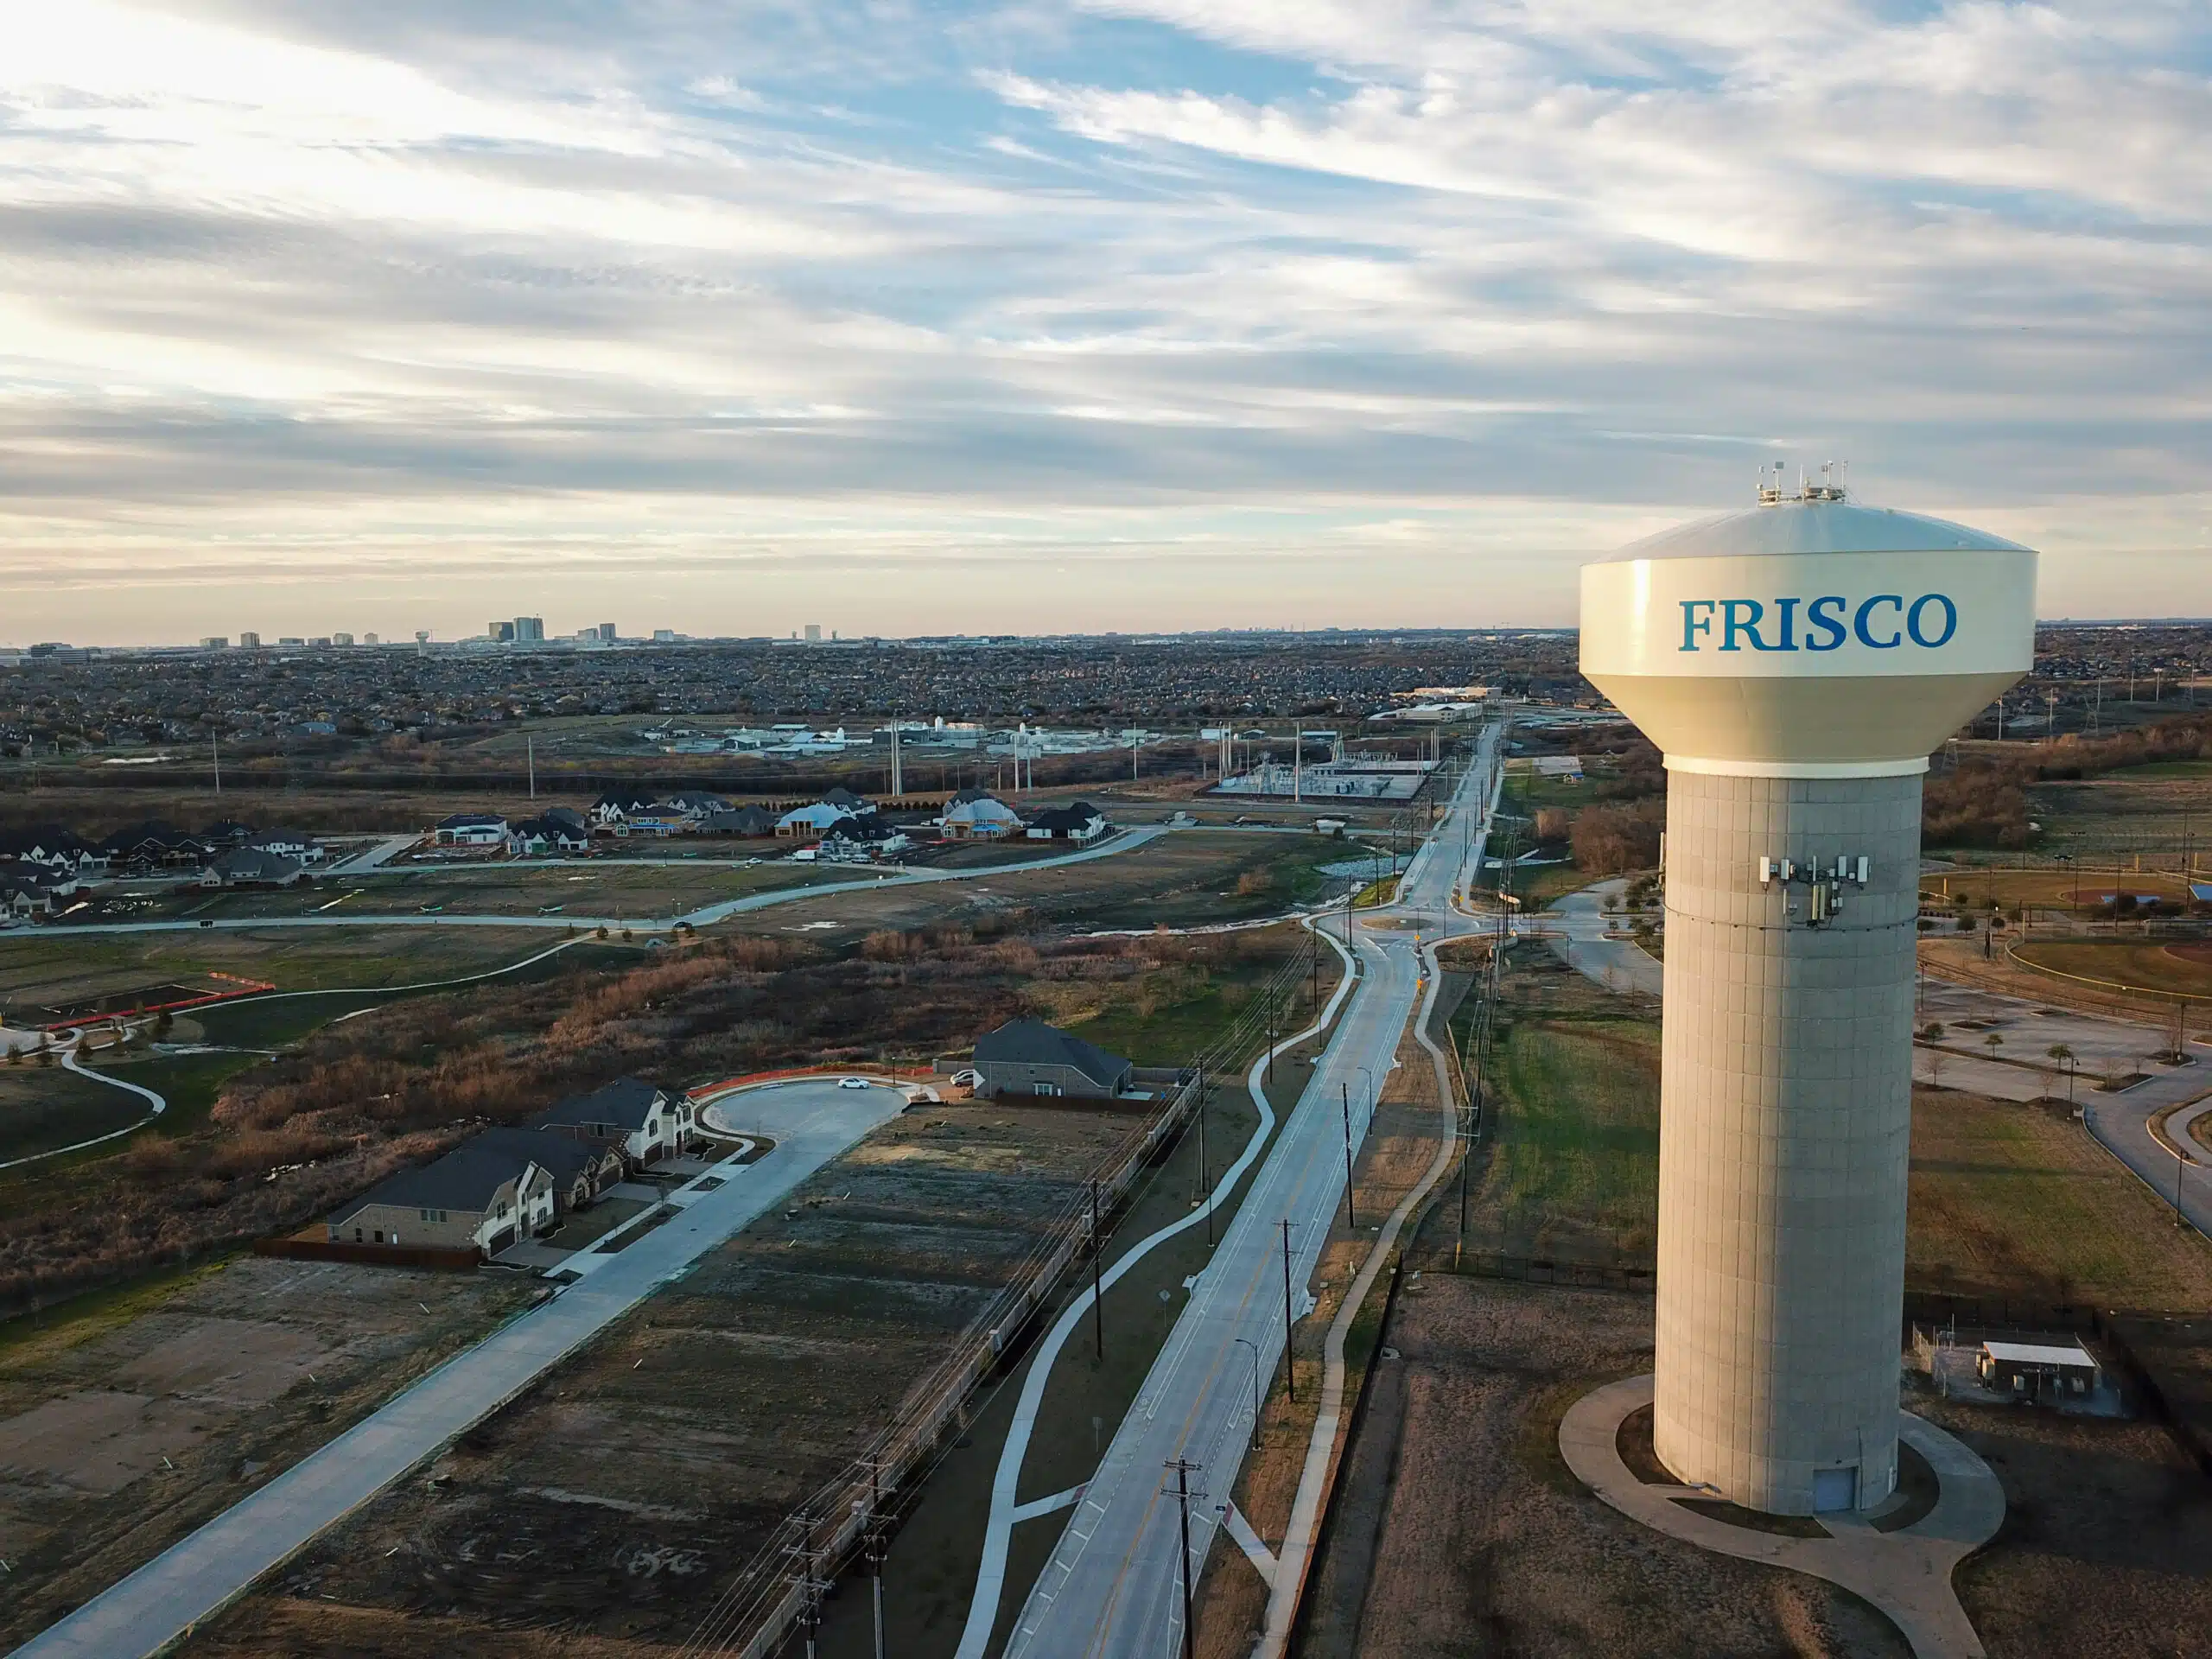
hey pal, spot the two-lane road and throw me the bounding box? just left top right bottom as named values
left=992, top=727, right=1502, bottom=1659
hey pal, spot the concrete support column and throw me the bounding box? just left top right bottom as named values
left=1652, top=769, right=1923, bottom=1515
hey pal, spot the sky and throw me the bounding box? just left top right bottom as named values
left=0, top=1, right=2206, bottom=645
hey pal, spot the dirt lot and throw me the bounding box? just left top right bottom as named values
left=1296, top=1274, right=1910, bottom=1657
left=0, top=1255, right=534, bottom=1649
left=181, top=1099, right=1145, bottom=1656
left=1916, top=1383, right=2212, bottom=1659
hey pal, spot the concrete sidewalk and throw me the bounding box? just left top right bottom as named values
left=1560, top=1375, right=2004, bottom=1659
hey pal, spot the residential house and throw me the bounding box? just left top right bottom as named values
left=1025, top=801, right=1110, bottom=844
left=434, top=811, right=509, bottom=848
left=701, top=804, right=779, bottom=838
left=0, top=826, right=101, bottom=879
left=245, top=827, right=325, bottom=865
left=327, top=1142, right=556, bottom=1255
left=200, top=848, right=306, bottom=888
left=467, top=1125, right=624, bottom=1215
left=942, top=791, right=1022, bottom=839
left=507, top=810, right=592, bottom=855
left=777, top=801, right=858, bottom=838
left=658, top=791, right=731, bottom=819
left=971, top=1019, right=1135, bottom=1101
left=99, top=821, right=213, bottom=872
left=528, top=1076, right=696, bottom=1166
left=588, top=790, right=658, bottom=830
left=0, top=861, right=75, bottom=918
left=817, top=814, right=913, bottom=863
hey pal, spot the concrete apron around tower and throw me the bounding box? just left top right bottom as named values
left=1654, top=765, right=1922, bottom=1516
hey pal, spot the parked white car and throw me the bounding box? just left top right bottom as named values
left=837, top=1076, right=870, bottom=1090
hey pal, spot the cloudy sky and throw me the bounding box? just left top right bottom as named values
left=0, top=1, right=2205, bottom=645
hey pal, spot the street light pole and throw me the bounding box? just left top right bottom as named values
left=1281, top=1219, right=1297, bottom=1402
left=1234, top=1336, right=1262, bottom=1449
left=1339, top=1082, right=1357, bottom=1230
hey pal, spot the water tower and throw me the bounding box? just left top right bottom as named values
left=1580, top=468, right=2036, bottom=1514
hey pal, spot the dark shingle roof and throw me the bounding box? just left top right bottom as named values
left=1027, top=802, right=1104, bottom=834
left=330, top=1142, right=532, bottom=1226
left=973, top=1020, right=1131, bottom=1090
left=467, top=1126, right=607, bottom=1186
left=529, top=1076, right=668, bottom=1135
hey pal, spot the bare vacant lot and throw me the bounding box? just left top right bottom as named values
left=1306, top=1274, right=1908, bottom=1657
left=0, top=1256, right=533, bottom=1649
left=182, top=1101, right=1138, bottom=1656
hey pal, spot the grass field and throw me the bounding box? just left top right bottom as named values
left=1058, top=927, right=1339, bottom=1068
left=131, top=859, right=827, bottom=924
left=1450, top=944, right=2212, bottom=1305
left=0, top=925, right=563, bottom=1008
left=1920, top=867, right=2203, bottom=912
left=2012, top=940, right=2212, bottom=1001
left=1455, top=950, right=1661, bottom=1260
left=1908, top=1090, right=2212, bottom=1306
left=0, top=1068, right=149, bottom=1163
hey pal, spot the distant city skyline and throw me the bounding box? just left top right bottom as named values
left=0, top=3, right=2204, bottom=645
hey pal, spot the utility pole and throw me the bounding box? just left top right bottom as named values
left=212, top=733, right=221, bottom=798
left=1281, top=1219, right=1297, bottom=1402
left=867, top=1521, right=887, bottom=1659
left=1164, top=1459, right=1204, bottom=1659
left=1090, top=1178, right=1106, bottom=1361
left=527, top=735, right=536, bottom=800
left=1340, top=1082, right=1358, bottom=1230
left=892, top=716, right=903, bottom=798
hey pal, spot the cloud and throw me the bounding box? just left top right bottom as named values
left=0, top=0, right=2203, bottom=644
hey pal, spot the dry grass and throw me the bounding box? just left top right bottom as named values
left=1907, top=1087, right=2212, bottom=1307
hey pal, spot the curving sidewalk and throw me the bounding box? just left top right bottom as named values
left=0, top=937, right=594, bottom=1173
left=950, top=918, right=1363, bottom=1659
left=1254, top=926, right=1465, bottom=1656
left=1560, top=1375, right=2004, bottom=1659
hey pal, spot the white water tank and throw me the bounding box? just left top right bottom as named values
left=1580, top=481, right=2035, bottom=1514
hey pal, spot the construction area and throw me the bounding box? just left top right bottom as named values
left=176, top=1097, right=1156, bottom=1656
left=0, top=1257, right=537, bottom=1650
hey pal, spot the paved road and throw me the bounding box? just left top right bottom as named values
left=1542, top=879, right=1662, bottom=997
left=3, top=828, right=1168, bottom=942
left=8, top=1080, right=908, bottom=1659
left=995, top=728, right=1502, bottom=1659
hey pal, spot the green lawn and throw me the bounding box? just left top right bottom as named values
left=1466, top=986, right=1662, bottom=1260
left=1065, top=938, right=1339, bottom=1069
left=0, top=1066, right=150, bottom=1162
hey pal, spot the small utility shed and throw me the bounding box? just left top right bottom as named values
left=972, top=1019, right=1134, bottom=1101
left=328, top=1143, right=556, bottom=1255
left=1979, top=1338, right=2102, bottom=1402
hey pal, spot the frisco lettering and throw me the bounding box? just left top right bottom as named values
left=1678, top=594, right=1957, bottom=654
